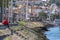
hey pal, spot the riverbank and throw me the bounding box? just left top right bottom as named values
left=25, top=21, right=55, bottom=40
left=0, top=27, right=47, bottom=40
left=25, top=21, right=54, bottom=31
left=0, top=21, right=53, bottom=40
left=25, top=21, right=54, bottom=40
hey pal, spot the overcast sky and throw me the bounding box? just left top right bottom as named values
left=42, top=0, right=47, bottom=1
left=42, top=0, right=50, bottom=1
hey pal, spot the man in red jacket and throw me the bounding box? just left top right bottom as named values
left=2, top=19, right=13, bottom=35
left=2, top=19, right=9, bottom=27
left=2, top=19, right=8, bottom=25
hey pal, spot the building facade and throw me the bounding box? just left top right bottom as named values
left=6, top=0, right=50, bottom=22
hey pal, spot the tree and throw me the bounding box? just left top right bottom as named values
left=39, top=12, right=48, bottom=21
left=51, top=14, right=60, bottom=21
left=0, top=0, right=9, bottom=22
left=0, top=0, right=9, bottom=7
left=50, top=0, right=60, bottom=5
left=0, top=0, right=3, bottom=22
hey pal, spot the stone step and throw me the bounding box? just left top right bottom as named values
left=0, top=23, right=18, bottom=26
left=0, top=23, right=18, bottom=29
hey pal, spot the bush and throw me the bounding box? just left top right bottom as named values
left=18, top=21, right=26, bottom=26
left=4, top=36, right=11, bottom=40
left=23, top=29, right=29, bottom=36
left=15, top=21, right=26, bottom=30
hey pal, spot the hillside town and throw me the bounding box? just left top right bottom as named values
left=0, top=0, right=60, bottom=40
left=0, top=0, right=60, bottom=23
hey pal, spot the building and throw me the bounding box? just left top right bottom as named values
left=8, top=0, right=43, bottom=21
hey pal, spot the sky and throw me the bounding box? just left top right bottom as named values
left=42, top=0, right=47, bottom=1
left=42, top=0, right=50, bottom=1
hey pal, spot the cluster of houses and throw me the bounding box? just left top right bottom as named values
left=0, top=0, right=60, bottom=22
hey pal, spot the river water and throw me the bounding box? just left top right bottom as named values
left=44, top=27, right=60, bottom=40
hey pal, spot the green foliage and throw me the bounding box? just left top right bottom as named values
left=4, top=36, right=11, bottom=40
left=51, top=14, right=59, bottom=20
left=10, top=26, right=24, bottom=31
left=0, top=0, right=9, bottom=7
left=39, top=12, right=47, bottom=17
left=10, top=21, right=26, bottom=31
left=50, top=0, right=60, bottom=4
left=39, top=12, right=48, bottom=21
left=18, top=21, right=25, bottom=26
left=23, top=29, right=29, bottom=36
left=0, top=0, right=2, bottom=6
left=35, top=3, right=43, bottom=6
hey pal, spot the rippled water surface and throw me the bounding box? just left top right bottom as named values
left=45, top=27, right=60, bottom=40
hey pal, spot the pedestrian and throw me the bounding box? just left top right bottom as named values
left=2, top=18, right=13, bottom=35
left=2, top=18, right=9, bottom=28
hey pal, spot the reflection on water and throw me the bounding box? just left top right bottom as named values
left=44, top=27, right=60, bottom=40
